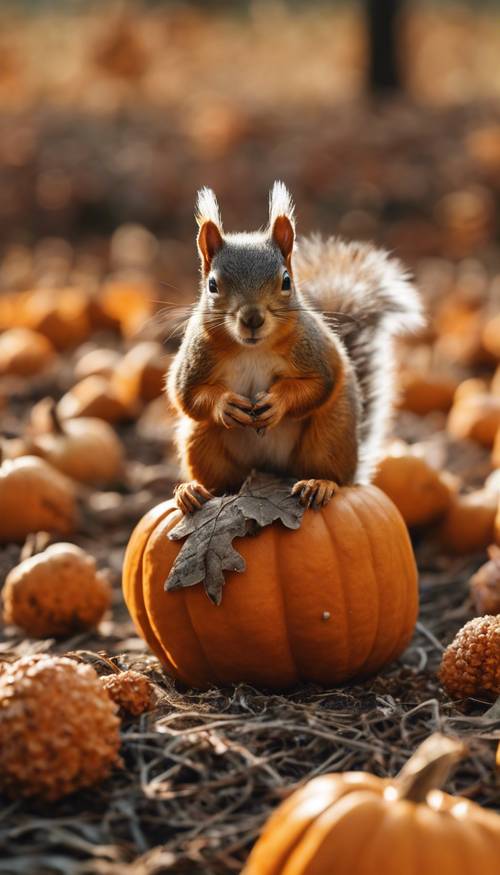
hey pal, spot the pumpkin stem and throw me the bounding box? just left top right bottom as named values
left=394, top=733, right=466, bottom=804
left=48, top=399, right=65, bottom=434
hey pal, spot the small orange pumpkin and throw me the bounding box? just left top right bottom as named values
left=0, top=327, right=55, bottom=377
left=242, top=734, right=500, bottom=875
left=111, top=341, right=166, bottom=407
left=438, top=488, right=499, bottom=554
left=398, top=370, right=457, bottom=415
left=57, top=375, right=132, bottom=423
left=447, top=393, right=500, bottom=447
left=30, top=402, right=124, bottom=485
left=0, top=455, right=76, bottom=544
left=373, top=448, right=453, bottom=527
left=123, top=485, right=418, bottom=689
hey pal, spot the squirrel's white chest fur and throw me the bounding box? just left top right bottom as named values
left=219, top=349, right=301, bottom=471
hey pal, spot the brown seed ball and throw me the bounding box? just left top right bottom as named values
left=439, top=615, right=500, bottom=699
left=0, top=654, right=121, bottom=800
left=2, top=543, right=111, bottom=638
left=101, top=670, right=155, bottom=716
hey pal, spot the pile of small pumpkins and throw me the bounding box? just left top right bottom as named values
left=0, top=271, right=499, bottom=871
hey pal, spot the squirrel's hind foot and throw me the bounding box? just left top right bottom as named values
left=292, top=479, right=338, bottom=509
left=174, top=481, right=214, bottom=514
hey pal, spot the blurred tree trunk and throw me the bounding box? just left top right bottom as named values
left=366, top=0, right=405, bottom=93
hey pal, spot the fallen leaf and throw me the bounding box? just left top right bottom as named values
left=165, top=471, right=305, bottom=605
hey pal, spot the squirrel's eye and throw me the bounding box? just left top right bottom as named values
left=208, top=277, right=218, bottom=295
left=281, top=271, right=291, bottom=293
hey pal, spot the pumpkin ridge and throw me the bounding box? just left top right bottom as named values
left=268, top=524, right=299, bottom=681
left=340, top=490, right=382, bottom=676
left=315, top=502, right=353, bottom=673
left=180, top=592, right=225, bottom=686
left=314, top=509, right=352, bottom=678
left=351, top=801, right=412, bottom=875
left=320, top=492, right=378, bottom=676
left=347, top=487, right=404, bottom=674
left=122, top=501, right=176, bottom=663
left=284, top=790, right=387, bottom=874
left=144, top=517, right=219, bottom=686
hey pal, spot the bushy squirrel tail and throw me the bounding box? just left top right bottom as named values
left=295, top=235, right=424, bottom=483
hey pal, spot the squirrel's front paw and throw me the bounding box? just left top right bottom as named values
left=292, top=479, right=338, bottom=509
left=216, top=392, right=254, bottom=429
left=252, top=391, right=287, bottom=430
left=174, top=481, right=213, bottom=514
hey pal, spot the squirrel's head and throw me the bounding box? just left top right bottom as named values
left=195, top=181, right=298, bottom=347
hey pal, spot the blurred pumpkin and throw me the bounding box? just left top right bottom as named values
left=99, top=279, right=154, bottom=338
left=447, top=393, right=500, bottom=447
left=242, top=734, right=500, bottom=875
left=57, top=375, right=132, bottom=423
left=438, top=489, right=499, bottom=555
left=0, top=327, right=55, bottom=377
left=398, top=370, right=457, bottom=415
left=373, top=446, right=453, bottom=527
left=74, top=347, right=122, bottom=381
left=2, top=543, right=111, bottom=638
left=21, top=288, right=92, bottom=350
left=454, top=377, right=489, bottom=403
left=470, top=546, right=500, bottom=616
left=0, top=455, right=76, bottom=544
left=493, top=428, right=500, bottom=468
left=123, top=485, right=418, bottom=689
left=482, top=314, right=500, bottom=361
left=30, top=402, right=124, bottom=485
left=111, top=341, right=166, bottom=407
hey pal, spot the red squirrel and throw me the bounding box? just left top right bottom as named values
left=167, top=182, right=423, bottom=513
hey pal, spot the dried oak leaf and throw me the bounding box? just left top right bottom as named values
left=165, top=472, right=304, bottom=605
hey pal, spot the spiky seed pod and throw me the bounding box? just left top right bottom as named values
left=0, top=654, right=121, bottom=800
left=2, top=543, right=111, bottom=638
left=439, top=615, right=500, bottom=699
left=101, top=670, right=154, bottom=716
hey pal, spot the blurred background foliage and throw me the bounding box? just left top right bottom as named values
left=0, top=0, right=500, bottom=292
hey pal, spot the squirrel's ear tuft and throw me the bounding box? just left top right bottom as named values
left=196, top=187, right=224, bottom=272
left=269, top=181, right=295, bottom=261
left=195, top=187, right=223, bottom=230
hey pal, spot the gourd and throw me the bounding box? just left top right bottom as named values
left=0, top=654, right=121, bottom=800
left=123, top=485, right=418, bottom=689
left=242, top=734, right=500, bottom=875
left=57, top=375, right=131, bottom=422
left=111, top=340, right=166, bottom=407
left=439, top=615, right=500, bottom=699
left=30, top=402, right=124, bottom=485
left=2, top=543, right=111, bottom=638
left=439, top=488, right=499, bottom=554
left=447, top=392, right=500, bottom=447
left=0, top=327, right=55, bottom=377
left=374, top=447, right=453, bottom=527
left=0, top=455, right=76, bottom=543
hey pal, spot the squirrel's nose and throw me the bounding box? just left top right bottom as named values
left=239, top=307, right=265, bottom=331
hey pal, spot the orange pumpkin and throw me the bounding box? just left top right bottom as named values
left=438, top=488, right=499, bottom=554
left=373, top=450, right=453, bottom=527
left=123, top=485, right=418, bottom=689
left=242, top=734, right=500, bottom=875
